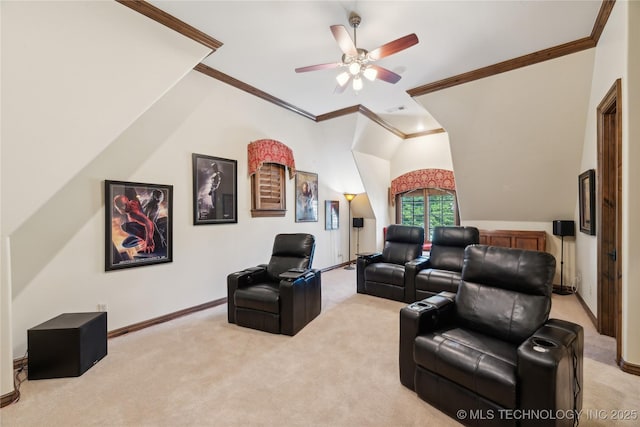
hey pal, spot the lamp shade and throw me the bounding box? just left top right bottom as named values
left=553, top=220, right=575, bottom=237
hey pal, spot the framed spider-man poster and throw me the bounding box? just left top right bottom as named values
left=105, top=180, right=173, bottom=271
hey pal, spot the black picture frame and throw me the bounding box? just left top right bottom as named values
left=578, top=169, right=596, bottom=235
left=325, top=200, right=339, bottom=230
left=192, top=154, right=237, bottom=225
left=295, top=171, right=318, bottom=222
left=105, top=180, right=173, bottom=271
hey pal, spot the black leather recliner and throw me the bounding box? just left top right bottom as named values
left=227, top=233, right=321, bottom=336
left=400, top=245, right=583, bottom=426
left=409, top=226, right=479, bottom=301
left=357, top=224, right=424, bottom=303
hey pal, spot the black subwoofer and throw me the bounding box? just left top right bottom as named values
left=28, top=312, right=107, bottom=380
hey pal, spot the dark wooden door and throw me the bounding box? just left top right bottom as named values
left=597, top=80, right=622, bottom=361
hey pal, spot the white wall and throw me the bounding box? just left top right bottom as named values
left=622, top=0, right=640, bottom=366
left=1, top=2, right=368, bottom=369
left=414, top=49, right=595, bottom=223
left=390, top=132, right=454, bottom=180
left=1, top=0, right=211, bottom=397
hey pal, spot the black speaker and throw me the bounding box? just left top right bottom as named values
left=28, top=312, right=107, bottom=380
left=553, top=220, right=575, bottom=237
left=352, top=217, right=364, bottom=228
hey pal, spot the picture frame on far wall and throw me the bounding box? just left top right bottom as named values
left=325, top=200, right=339, bottom=230
left=192, top=154, right=237, bottom=225
left=105, top=180, right=173, bottom=271
left=578, top=169, right=596, bottom=235
left=295, top=170, right=318, bottom=222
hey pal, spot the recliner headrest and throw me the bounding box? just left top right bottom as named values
left=461, top=245, right=555, bottom=296
left=432, top=226, right=479, bottom=247
left=385, top=225, right=424, bottom=245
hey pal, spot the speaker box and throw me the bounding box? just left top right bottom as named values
left=353, top=217, right=364, bottom=228
left=553, top=220, right=575, bottom=237
left=28, top=312, right=107, bottom=380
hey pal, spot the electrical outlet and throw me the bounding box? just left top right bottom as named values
left=97, top=303, right=107, bottom=312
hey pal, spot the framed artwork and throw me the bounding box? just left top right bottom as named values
left=295, top=171, right=318, bottom=222
left=105, top=180, right=173, bottom=271
left=325, top=200, right=339, bottom=230
left=578, top=169, right=596, bottom=235
left=192, top=154, right=237, bottom=225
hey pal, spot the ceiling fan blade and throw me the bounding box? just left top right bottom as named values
left=295, top=62, right=342, bottom=73
left=369, top=65, right=402, bottom=84
left=368, top=33, right=418, bottom=61
left=330, top=25, right=357, bottom=57
left=334, top=75, right=352, bottom=94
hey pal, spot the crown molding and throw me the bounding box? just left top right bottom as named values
left=407, top=0, right=615, bottom=97
left=115, top=0, right=223, bottom=52
left=125, top=0, right=613, bottom=139
left=194, top=63, right=317, bottom=121
left=194, top=64, right=441, bottom=139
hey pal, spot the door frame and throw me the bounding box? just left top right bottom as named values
left=596, top=79, right=622, bottom=362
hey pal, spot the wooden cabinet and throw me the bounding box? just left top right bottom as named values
left=479, top=230, right=546, bottom=252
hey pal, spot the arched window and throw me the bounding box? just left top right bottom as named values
left=391, top=169, right=459, bottom=241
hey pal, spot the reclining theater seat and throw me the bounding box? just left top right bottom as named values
left=411, top=226, right=479, bottom=301
left=400, top=245, right=584, bottom=426
left=357, top=224, right=424, bottom=303
left=227, top=233, right=321, bottom=336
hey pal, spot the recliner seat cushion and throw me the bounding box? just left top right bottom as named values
left=234, top=283, right=280, bottom=314
left=365, top=263, right=405, bottom=286
left=414, top=326, right=518, bottom=409
left=415, top=269, right=461, bottom=294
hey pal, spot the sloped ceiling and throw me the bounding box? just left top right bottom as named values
left=143, top=0, right=604, bottom=135
left=414, top=49, right=596, bottom=222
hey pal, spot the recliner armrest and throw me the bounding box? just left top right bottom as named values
left=357, top=252, right=383, bottom=263
left=279, top=268, right=311, bottom=281
left=227, top=266, right=267, bottom=324
left=517, top=319, right=584, bottom=425
left=356, top=253, right=383, bottom=294
left=404, top=256, right=432, bottom=303
left=399, top=292, right=456, bottom=389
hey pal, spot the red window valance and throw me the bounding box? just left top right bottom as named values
left=390, top=168, right=456, bottom=197
left=248, top=139, right=296, bottom=179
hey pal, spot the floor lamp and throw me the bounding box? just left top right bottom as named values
left=552, top=220, right=575, bottom=295
left=344, top=193, right=356, bottom=270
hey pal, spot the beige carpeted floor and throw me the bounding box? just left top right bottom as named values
left=2, top=267, right=639, bottom=426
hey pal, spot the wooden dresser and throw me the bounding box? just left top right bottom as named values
left=478, top=229, right=546, bottom=252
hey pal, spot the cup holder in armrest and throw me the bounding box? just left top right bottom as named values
left=531, top=337, right=558, bottom=353
left=408, top=301, right=434, bottom=312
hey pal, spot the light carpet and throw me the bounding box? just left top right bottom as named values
left=1, top=267, right=639, bottom=426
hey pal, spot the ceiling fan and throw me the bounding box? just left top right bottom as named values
left=295, top=12, right=418, bottom=93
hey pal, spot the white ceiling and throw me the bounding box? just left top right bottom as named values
left=149, top=1, right=602, bottom=134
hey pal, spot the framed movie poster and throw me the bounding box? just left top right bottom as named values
left=295, top=171, right=318, bottom=222
left=105, top=180, right=173, bottom=271
left=192, top=154, right=237, bottom=225
left=578, top=169, right=596, bottom=235
left=325, top=200, right=339, bottom=230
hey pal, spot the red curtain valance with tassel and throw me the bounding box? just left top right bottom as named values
left=248, top=139, right=296, bottom=179
left=390, top=168, right=456, bottom=197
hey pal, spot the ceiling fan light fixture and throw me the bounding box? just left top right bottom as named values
left=336, top=71, right=350, bottom=86
left=348, top=62, right=361, bottom=75
left=363, top=67, right=377, bottom=81
left=353, top=77, right=363, bottom=91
